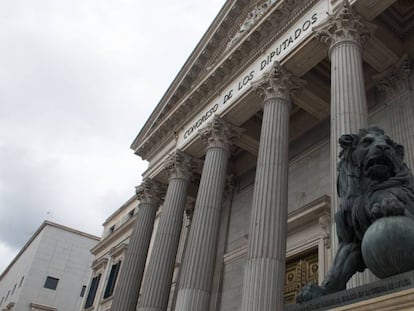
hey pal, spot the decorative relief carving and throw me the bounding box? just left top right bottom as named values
left=319, top=214, right=331, bottom=248
left=199, top=115, right=243, bottom=153
left=185, top=202, right=195, bottom=225
left=252, top=61, right=305, bottom=103
left=135, top=178, right=164, bottom=206
left=284, top=252, right=319, bottom=305
left=374, top=55, right=412, bottom=97
left=313, top=0, right=375, bottom=50
left=224, top=174, right=236, bottom=200
left=164, top=150, right=194, bottom=181
left=228, top=0, right=278, bottom=49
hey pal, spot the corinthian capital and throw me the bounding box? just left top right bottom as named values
left=164, top=150, right=194, bottom=181
left=313, top=0, right=375, bottom=50
left=374, top=55, right=412, bottom=97
left=135, top=178, right=164, bottom=205
left=252, top=61, right=305, bottom=103
left=199, top=115, right=243, bottom=153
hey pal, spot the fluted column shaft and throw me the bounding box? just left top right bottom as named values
left=241, top=62, right=304, bottom=311
left=137, top=151, right=193, bottom=311
left=111, top=179, right=162, bottom=311
left=314, top=0, right=374, bottom=253
left=389, top=84, right=414, bottom=170
left=314, top=0, right=375, bottom=286
left=376, top=56, right=414, bottom=170
left=330, top=41, right=368, bottom=249
left=175, top=116, right=241, bottom=311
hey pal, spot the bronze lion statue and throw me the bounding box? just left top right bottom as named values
left=297, top=127, right=414, bottom=303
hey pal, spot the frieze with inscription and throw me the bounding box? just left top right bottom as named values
left=177, top=1, right=327, bottom=147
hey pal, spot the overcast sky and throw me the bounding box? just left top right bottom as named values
left=0, top=0, right=226, bottom=273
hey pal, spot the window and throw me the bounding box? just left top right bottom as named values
left=19, top=276, right=24, bottom=288
left=128, top=209, right=135, bottom=218
left=0, top=296, right=4, bottom=306
left=109, top=225, right=115, bottom=234
left=80, top=285, right=87, bottom=297
left=44, top=276, right=59, bottom=290
left=11, top=284, right=16, bottom=295
left=5, top=290, right=10, bottom=301
left=84, top=274, right=101, bottom=309
left=103, top=261, right=121, bottom=298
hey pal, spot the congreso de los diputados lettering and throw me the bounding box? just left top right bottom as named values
left=83, top=0, right=414, bottom=310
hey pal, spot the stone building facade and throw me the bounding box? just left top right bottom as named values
left=0, top=221, right=99, bottom=311
left=109, top=0, right=414, bottom=310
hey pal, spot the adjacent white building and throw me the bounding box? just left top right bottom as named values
left=0, top=221, right=99, bottom=311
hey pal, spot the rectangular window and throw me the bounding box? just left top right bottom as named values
left=5, top=290, right=10, bottom=301
left=11, top=284, right=16, bottom=295
left=80, top=285, right=87, bottom=297
left=84, top=274, right=101, bottom=309
left=103, top=261, right=121, bottom=298
left=128, top=209, right=135, bottom=218
left=0, top=297, right=4, bottom=305
left=44, top=276, right=59, bottom=290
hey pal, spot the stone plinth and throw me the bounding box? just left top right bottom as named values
left=286, top=270, right=414, bottom=311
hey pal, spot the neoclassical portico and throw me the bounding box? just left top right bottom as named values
left=119, top=1, right=414, bottom=310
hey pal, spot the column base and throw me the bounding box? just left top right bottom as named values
left=174, top=288, right=210, bottom=311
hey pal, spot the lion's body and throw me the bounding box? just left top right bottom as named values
left=297, top=128, right=414, bottom=303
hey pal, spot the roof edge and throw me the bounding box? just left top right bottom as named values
left=0, top=220, right=100, bottom=281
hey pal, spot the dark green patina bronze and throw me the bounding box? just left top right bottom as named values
left=297, top=127, right=414, bottom=303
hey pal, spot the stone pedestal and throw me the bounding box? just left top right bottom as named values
left=111, top=178, right=163, bottom=311
left=286, top=270, right=414, bottom=311
left=174, top=116, right=241, bottom=311
left=240, top=62, right=304, bottom=311
left=137, top=151, right=194, bottom=311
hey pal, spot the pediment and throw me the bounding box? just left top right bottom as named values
left=131, top=0, right=314, bottom=159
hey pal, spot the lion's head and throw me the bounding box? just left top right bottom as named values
left=336, top=127, right=414, bottom=242
left=337, top=127, right=411, bottom=197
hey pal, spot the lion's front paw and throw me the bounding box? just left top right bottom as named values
left=296, top=283, right=325, bottom=304
left=371, top=198, right=405, bottom=220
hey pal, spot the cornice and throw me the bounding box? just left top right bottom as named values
left=133, top=0, right=318, bottom=160
left=91, top=216, right=135, bottom=255
left=92, top=257, right=109, bottom=271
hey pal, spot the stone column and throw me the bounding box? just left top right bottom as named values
left=174, top=115, right=241, bottom=311
left=240, top=62, right=304, bottom=311
left=137, top=150, right=194, bottom=311
left=314, top=0, right=375, bottom=286
left=375, top=55, right=414, bottom=170
left=111, top=178, right=163, bottom=311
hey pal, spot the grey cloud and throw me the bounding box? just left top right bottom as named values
left=0, top=0, right=226, bottom=271
left=0, top=145, right=62, bottom=247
